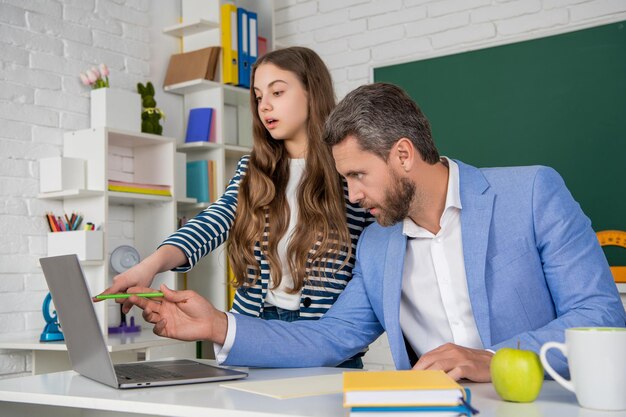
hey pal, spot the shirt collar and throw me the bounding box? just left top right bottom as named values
left=402, top=157, right=461, bottom=238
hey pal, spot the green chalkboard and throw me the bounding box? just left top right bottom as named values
left=374, top=21, right=626, bottom=266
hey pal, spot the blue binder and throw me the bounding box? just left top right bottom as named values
left=185, top=108, right=214, bottom=143
left=248, top=11, right=258, bottom=69
left=237, top=7, right=250, bottom=88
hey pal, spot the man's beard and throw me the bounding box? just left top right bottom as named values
left=368, top=174, right=416, bottom=227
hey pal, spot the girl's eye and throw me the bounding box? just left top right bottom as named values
left=273, top=91, right=283, bottom=97
left=255, top=96, right=262, bottom=102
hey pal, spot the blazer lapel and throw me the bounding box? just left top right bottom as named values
left=381, top=224, right=411, bottom=369
left=457, top=161, right=495, bottom=348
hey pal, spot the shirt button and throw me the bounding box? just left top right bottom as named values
left=303, top=297, right=312, bottom=307
left=435, top=237, right=442, bottom=243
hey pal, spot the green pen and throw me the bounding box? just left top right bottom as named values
left=95, top=292, right=164, bottom=300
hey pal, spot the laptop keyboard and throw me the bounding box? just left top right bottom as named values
left=115, top=363, right=185, bottom=381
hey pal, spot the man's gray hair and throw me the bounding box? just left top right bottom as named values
left=323, top=82, right=440, bottom=163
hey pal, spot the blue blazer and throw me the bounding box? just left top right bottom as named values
left=225, top=161, right=625, bottom=375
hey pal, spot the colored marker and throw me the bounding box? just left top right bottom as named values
left=95, top=292, right=164, bottom=300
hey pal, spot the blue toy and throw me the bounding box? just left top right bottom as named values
left=40, top=292, right=64, bottom=342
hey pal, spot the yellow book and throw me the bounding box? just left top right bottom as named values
left=343, top=370, right=465, bottom=408
left=221, top=3, right=238, bottom=85
left=108, top=185, right=171, bottom=196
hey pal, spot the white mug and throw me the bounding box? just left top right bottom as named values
left=540, top=327, right=626, bottom=411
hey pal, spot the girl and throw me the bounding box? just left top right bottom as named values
left=101, top=47, right=372, bottom=368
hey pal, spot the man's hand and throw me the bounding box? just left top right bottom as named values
left=128, top=284, right=228, bottom=345
left=413, top=343, right=494, bottom=382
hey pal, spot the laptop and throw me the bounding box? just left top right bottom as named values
left=39, top=254, right=248, bottom=389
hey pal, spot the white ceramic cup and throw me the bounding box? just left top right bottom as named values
left=539, top=327, right=626, bottom=411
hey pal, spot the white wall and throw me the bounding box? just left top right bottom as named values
left=1, top=0, right=625, bottom=378
left=273, top=0, right=626, bottom=370
left=0, top=0, right=180, bottom=378
left=275, top=0, right=626, bottom=97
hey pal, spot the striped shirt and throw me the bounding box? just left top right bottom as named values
left=161, top=155, right=373, bottom=319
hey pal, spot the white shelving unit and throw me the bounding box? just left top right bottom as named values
left=162, top=0, right=274, bottom=314
left=39, top=127, right=178, bottom=335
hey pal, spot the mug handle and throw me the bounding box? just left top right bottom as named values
left=539, top=341, right=574, bottom=393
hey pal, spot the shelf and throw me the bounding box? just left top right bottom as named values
left=78, top=260, right=104, bottom=267
left=108, top=191, right=173, bottom=205
left=179, top=201, right=211, bottom=212
left=224, top=144, right=251, bottom=158
left=38, top=189, right=104, bottom=200
left=106, top=129, right=175, bottom=147
left=162, top=19, right=219, bottom=37
left=36, top=259, right=103, bottom=269
left=177, top=141, right=221, bottom=152
left=161, top=0, right=274, bottom=316
left=66, top=128, right=175, bottom=148
left=177, top=142, right=251, bottom=156
left=177, top=197, right=198, bottom=205
left=617, top=283, right=626, bottom=293
left=177, top=198, right=204, bottom=211
left=0, top=330, right=187, bottom=352
left=164, top=78, right=250, bottom=98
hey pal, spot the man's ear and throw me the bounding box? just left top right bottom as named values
left=394, top=138, right=415, bottom=172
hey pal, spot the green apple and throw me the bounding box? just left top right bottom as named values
left=491, top=347, right=544, bottom=402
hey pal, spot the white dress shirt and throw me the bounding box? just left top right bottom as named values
left=400, top=158, right=483, bottom=357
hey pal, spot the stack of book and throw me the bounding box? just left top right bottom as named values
left=343, top=370, right=477, bottom=416
left=108, top=180, right=171, bottom=196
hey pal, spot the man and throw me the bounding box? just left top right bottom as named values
left=130, top=83, right=625, bottom=382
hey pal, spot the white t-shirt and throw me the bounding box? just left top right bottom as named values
left=264, top=158, right=306, bottom=311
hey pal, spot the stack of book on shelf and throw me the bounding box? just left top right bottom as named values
left=108, top=180, right=171, bottom=196
left=343, top=370, right=477, bottom=417
left=185, top=108, right=216, bottom=143
left=186, top=160, right=216, bottom=204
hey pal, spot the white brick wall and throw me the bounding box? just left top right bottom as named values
left=274, top=0, right=626, bottom=369
left=276, top=0, right=626, bottom=96
left=0, top=0, right=180, bottom=379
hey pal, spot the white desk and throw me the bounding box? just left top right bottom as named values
left=0, top=331, right=195, bottom=375
left=0, top=366, right=623, bottom=417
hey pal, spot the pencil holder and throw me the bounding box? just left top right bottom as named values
left=47, top=231, right=103, bottom=261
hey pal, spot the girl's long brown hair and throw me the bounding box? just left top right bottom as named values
left=227, top=47, right=351, bottom=293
